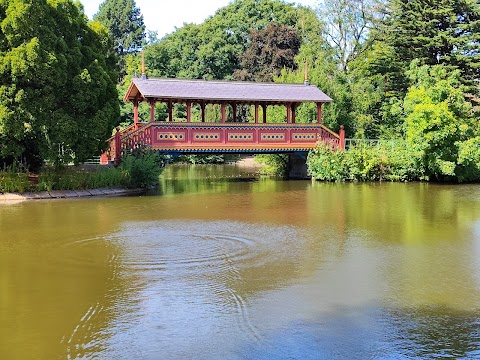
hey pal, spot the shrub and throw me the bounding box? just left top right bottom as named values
left=456, top=137, right=480, bottom=183
left=0, top=172, right=30, bottom=193
left=119, top=149, right=165, bottom=188
left=307, top=143, right=347, bottom=181
left=307, top=141, right=426, bottom=182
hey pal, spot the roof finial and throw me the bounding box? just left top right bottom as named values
left=141, top=51, right=146, bottom=80
left=304, top=58, right=309, bottom=86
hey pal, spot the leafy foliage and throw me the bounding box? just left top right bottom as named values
left=307, top=141, right=425, bottom=182
left=404, top=62, right=477, bottom=181
left=317, top=0, right=385, bottom=72
left=0, top=0, right=119, bottom=168
left=0, top=163, right=30, bottom=193
left=142, top=0, right=317, bottom=80
left=457, top=137, right=480, bottom=182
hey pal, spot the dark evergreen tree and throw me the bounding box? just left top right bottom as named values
left=378, top=0, right=480, bottom=94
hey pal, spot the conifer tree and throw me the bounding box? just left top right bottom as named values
left=380, top=0, right=480, bottom=93
left=95, top=0, right=145, bottom=56
left=94, top=0, right=145, bottom=76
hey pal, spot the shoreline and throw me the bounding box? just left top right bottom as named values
left=0, top=188, right=146, bottom=204
left=0, top=157, right=262, bottom=204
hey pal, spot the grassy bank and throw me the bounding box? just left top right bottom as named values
left=0, top=150, right=164, bottom=194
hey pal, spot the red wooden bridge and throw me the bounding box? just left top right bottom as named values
left=102, top=71, right=343, bottom=164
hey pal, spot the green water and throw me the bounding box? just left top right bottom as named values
left=1, top=164, right=480, bottom=359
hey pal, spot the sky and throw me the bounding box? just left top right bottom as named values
left=80, top=0, right=318, bottom=39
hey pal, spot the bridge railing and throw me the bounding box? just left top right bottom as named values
left=102, top=121, right=345, bottom=164
left=102, top=123, right=150, bottom=164
left=121, top=123, right=153, bottom=150
left=344, top=138, right=405, bottom=151
left=318, top=124, right=344, bottom=150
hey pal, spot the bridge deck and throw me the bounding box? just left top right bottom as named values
left=104, top=122, right=342, bottom=162
left=103, top=122, right=344, bottom=162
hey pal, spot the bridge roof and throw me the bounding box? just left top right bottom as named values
left=124, top=77, right=332, bottom=104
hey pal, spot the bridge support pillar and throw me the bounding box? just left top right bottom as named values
left=288, top=153, right=309, bottom=179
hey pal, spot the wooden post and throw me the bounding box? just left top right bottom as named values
left=292, top=103, right=297, bottom=124
left=254, top=103, right=259, bottom=124
left=168, top=100, right=173, bottom=122
left=201, top=101, right=206, bottom=122
left=133, top=98, right=139, bottom=129
left=114, top=127, right=121, bottom=165
left=262, top=104, right=267, bottom=123
left=186, top=100, right=192, bottom=123
left=232, top=102, right=237, bottom=122
left=317, top=102, right=323, bottom=124
left=286, top=103, right=291, bottom=123
left=339, top=125, right=345, bottom=150
left=221, top=102, right=226, bottom=123
left=149, top=99, right=155, bottom=122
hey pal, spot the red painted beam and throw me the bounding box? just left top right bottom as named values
left=339, top=125, right=345, bottom=150
left=133, top=98, right=139, bottom=129
left=114, top=127, right=121, bottom=165
left=317, top=102, right=323, bottom=124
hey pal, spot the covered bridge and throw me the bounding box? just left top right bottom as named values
left=103, top=73, right=343, bottom=163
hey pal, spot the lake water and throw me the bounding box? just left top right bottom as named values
left=1, top=164, right=480, bottom=359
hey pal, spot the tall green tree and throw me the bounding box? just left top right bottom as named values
left=378, top=0, right=480, bottom=94
left=144, top=0, right=317, bottom=80
left=0, top=0, right=119, bottom=168
left=94, top=0, right=145, bottom=76
left=404, top=61, right=478, bottom=181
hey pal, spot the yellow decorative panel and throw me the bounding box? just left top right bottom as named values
left=193, top=133, right=220, bottom=141
left=261, top=133, right=285, bottom=141
left=292, top=133, right=317, bottom=141
left=228, top=133, right=254, bottom=141
left=157, top=132, right=186, bottom=141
